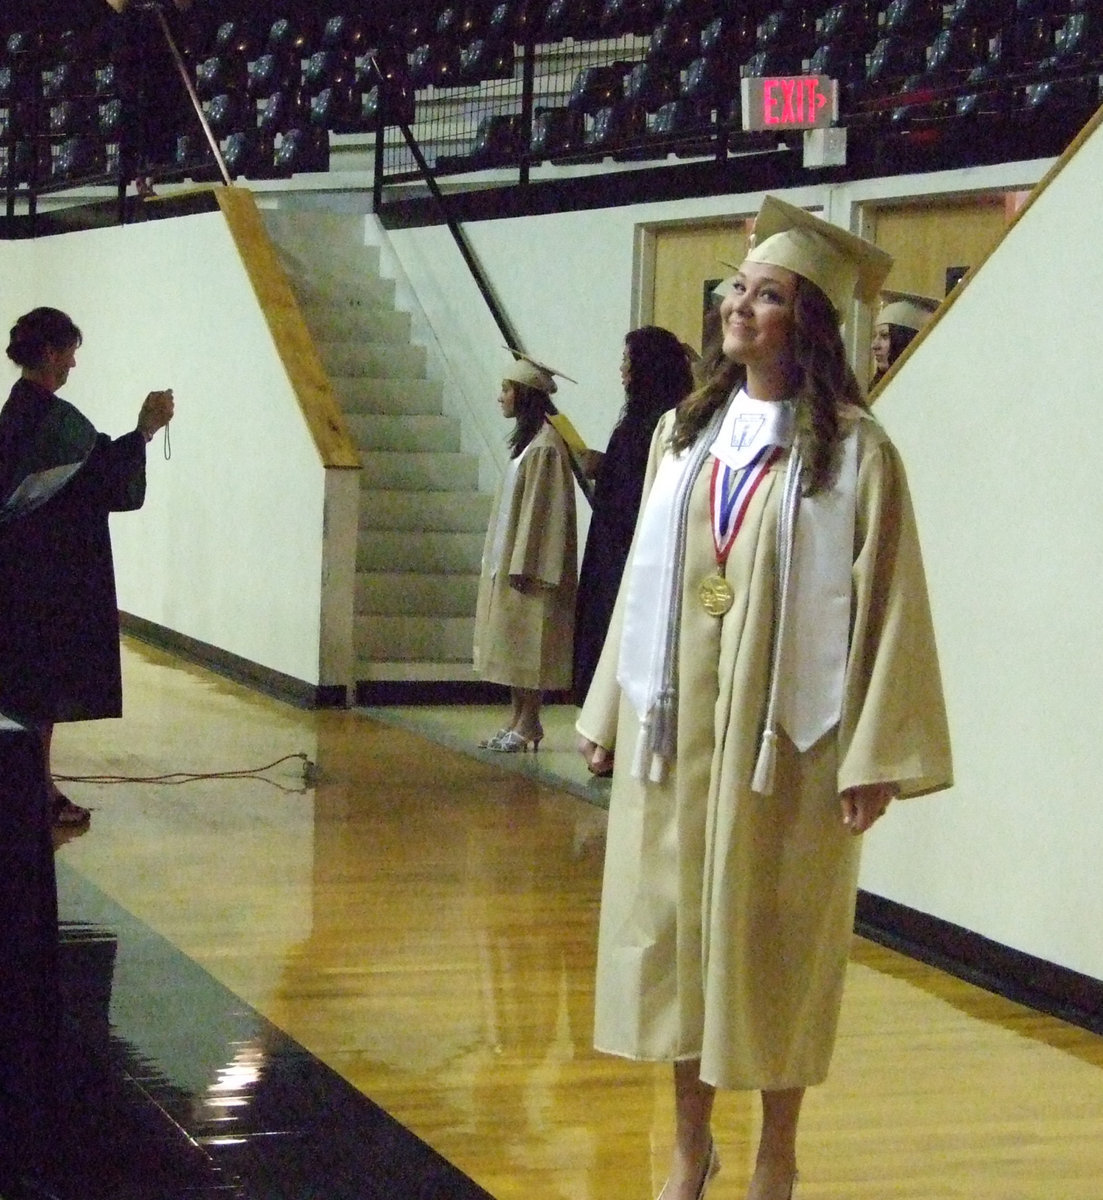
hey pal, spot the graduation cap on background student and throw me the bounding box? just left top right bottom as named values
left=745, top=195, right=893, bottom=319
left=501, top=348, right=592, bottom=499
left=876, top=290, right=940, bottom=332
left=501, top=349, right=577, bottom=396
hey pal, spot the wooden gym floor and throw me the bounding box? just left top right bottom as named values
left=41, top=638, right=1103, bottom=1200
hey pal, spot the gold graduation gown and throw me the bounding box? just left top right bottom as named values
left=577, top=409, right=952, bottom=1090
left=474, top=423, right=578, bottom=691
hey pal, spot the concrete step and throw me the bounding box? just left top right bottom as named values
left=360, top=489, right=493, bottom=533
left=335, top=377, right=445, bottom=416
left=298, top=304, right=412, bottom=343
left=347, top=413, right=461, bottom=453
left=285, top=270, right=397, bottom=310
left=357, top=529, right=484, bottom=573
left=264, top=210, right=379, bottom=255
left=318, top=341, right=427, bottom=380
left=265, top=217, right=384, bottom=275
left=355, top=571, right=479, bottom=616
left=355, top=614, right=474, bottom=662
left=359, top=450, right=479, bottom=491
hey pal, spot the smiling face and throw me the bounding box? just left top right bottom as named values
left=38, top=341, right=78, bottom=392
left=719, top=261, right=798, bottom=374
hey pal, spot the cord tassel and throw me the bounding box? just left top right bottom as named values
left=752, top=728, right=778, bottom=795
left=631, top=720, right=651, bottom=780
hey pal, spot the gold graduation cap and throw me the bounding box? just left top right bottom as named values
left=877, top=289, right=940, bottom=332
left=501, top=349, right=585, bottom=453
left=502, top=348, right=577, bottom=396
left=745, top=195, right=893, bottom=318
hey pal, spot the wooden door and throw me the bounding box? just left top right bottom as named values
left=648, top=220, right=753, bottom=355
left=866, top=194, right=1009, bottom=301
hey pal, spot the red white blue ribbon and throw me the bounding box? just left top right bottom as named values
left=709, top=445, right=781, bottom=565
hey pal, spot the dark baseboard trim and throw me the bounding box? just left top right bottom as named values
left=121, top=613, right=348, bottom=710
left=855, top=890, right=1103, bottom=1035
left=356, top=679, right=508, bottom=706
left=355, top=680, right=574, bottom=706
left=352, top=681, right=578, bottom=705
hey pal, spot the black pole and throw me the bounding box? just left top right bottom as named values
left=519, top=41, right=534, bottom=188
left=368, top=56, right=593, bottom=504
left=146, top=1, right=231, bottom=187
left=368, top=54, right=518, bottom=349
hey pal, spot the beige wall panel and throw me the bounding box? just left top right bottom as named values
left=866, top=106, right=1103, bottom=979
left=869, top=196, right=1008, bottom=300
left=651, top=222, right=750, bottom=353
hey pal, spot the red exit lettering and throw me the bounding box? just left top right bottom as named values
left=762, top=77, right=829, bottom=126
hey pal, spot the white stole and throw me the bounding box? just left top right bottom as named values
left=485, top=452, right=524, bottom=578
left=616, top=393, right=861, bottom=787
left=774, top=429, right=858, bottom=753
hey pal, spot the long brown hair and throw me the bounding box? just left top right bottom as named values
left=507, top=380, right=556, bottom=458
left=669, top=276, right=865, bottom=494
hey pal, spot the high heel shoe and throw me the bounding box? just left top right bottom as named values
left=483, top=726, right=543, bottom=753
left=656, top=1139, right=719, bottom=1200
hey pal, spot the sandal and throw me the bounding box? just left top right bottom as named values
left=53, top=793, right=91, bottom=827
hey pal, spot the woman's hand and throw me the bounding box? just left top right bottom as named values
left=510, top=575, right=551, bottom=594
left=577, top=449, right=604, bottom=480
left=840, top=783, right=896, bottom=834
left=137, top=389, right=175, bottom=441
left=578, top=736, right=614, bottom=777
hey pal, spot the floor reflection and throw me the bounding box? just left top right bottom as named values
left=33, top=867, right=495, bottom=1200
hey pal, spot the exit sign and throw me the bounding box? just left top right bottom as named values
left=741, top=75, right=838, bottom=132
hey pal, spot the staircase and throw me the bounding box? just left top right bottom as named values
left=262, top=209, right=492, bottom=693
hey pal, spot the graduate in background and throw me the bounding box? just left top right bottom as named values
left=870, top=289, right=939, bottom=386
left=577, top=198, right=952, bottom=1200
left=473, top=353, right=577, bottom=753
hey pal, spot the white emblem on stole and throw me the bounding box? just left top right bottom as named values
left=729, top=413, right=766, bottom=451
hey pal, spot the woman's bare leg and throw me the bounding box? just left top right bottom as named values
left=37, top=721, right=90, bottom=826
left=747, top=1088, right=803, bottom=1200
left=660, top=1059, right=716, bottom=1199
left=38, top=722, right=55, bottom=816
left=509, top=688, right=543, bottom=740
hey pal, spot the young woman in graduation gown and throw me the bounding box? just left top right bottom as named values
left=473, top=354, right=577, bottom=751
left=870, top=289, right=939, bottom=387
left=577, top=198, right=953, bottom=1200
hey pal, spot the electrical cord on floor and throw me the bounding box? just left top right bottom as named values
left=55, top=751, right=318, bottom=791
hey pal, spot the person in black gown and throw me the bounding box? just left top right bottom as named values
left=0, top=307, right=174, bottom=826
left=571, top=326, right=694, bottom=743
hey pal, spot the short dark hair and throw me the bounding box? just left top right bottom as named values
left=6, top=307, right=83, bottom=370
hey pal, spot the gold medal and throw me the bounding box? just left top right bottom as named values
left=699, top=573, right=734, bottom=616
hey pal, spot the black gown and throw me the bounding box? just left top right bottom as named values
left=572, top=410, right=666, bottom=705
left=0, top=379, right=147, bottom=725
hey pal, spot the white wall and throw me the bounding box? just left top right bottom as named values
left=380, top=162, right=1050, bottom=468
left=0, top=212, right=328, bottom=685
left=378, top=154, right=1103, bottom=983
left=867, top=122, right=1103, bottom=981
